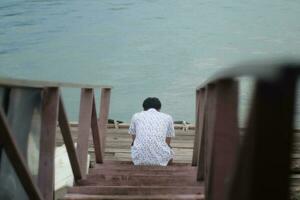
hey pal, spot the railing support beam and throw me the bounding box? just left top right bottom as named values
left=98, top=88, right=111, bottom=161
left=91, top=94, right=104, bottom=163
left=203, top=84, right=217, bottom=188
left=38, top=87, right=59, bottom=200
left=58, top=95, right=83, bottom=181
left=206, top=80, right=239, bottom=200
left=195, top=89, right=207, bottom=181
left=76, top=88, right=94, bottom=179
left=192, top=90, right=201, bottom=166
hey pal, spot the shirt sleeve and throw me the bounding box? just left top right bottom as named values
left=166, top=116, right=175, bottom=137
left=128, top=115, right=136, bottom=135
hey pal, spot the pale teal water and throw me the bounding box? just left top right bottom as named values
left=1, top=0, right=300, bottom=122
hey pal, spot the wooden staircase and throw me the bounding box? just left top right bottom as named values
left=62, top=161, right=204, bottom=200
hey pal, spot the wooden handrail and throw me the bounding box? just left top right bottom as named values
left=197, top=60, right=300, bottom=90
left=227, top=71, right=298, bottom=200
left=0, top=80, right=112, bottom=199
left=193, top=62, right=300, bottom=200
left=0, top=76, right=112, bottom=89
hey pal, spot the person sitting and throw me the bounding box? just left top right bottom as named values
left=128, top=97, right=175, bottom=166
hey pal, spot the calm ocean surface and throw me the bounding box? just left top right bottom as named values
left=0, top=0, right=300, bottom=124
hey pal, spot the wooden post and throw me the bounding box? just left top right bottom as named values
left=76, top=88, right=93, bottom=179
left=98, top=88, right=111, bottom=157
left=196, top=88, right=207, bottom=180
left=91, top=94, right=104, bottom=163
left=0, top=107, right=43, bottom=200
left=206, top=80, right=239, bottom=200
left=226, top=69, right=297, bottom=200
left=203, top=84, right=217, bottom=189
left=38, top=87, right=59, bottom=200
left=58, top=95, right=83, bottom=181
left=0, top=142, right=2, bottom=165
left=192, top=89, right=200, bottom=166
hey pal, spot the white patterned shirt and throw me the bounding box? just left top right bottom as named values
left=128, top=108, right=175, bottom=166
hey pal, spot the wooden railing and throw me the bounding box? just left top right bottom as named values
left=0, top=77, right=111, bottom=200
left=192, top=61, right=300, bottom=200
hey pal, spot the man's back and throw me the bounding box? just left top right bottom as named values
left=129, top=108, right=175, bottom=166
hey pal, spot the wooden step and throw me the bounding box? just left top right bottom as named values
left=88, top=169, right=197, bottom=176
left=93, top=165, right=195, bottom=171
left=67, top=186, right=204, bottom=195
left=77, top=176, right=202, bottom=186
left=96, top=160, right=192, bottom=166
left=63, top=161, right=204, bottom=199
left=90, top=164, right=197, bottom=173
left=84, top=173, right=198, bottom=181
left=62, top=193, right=204, bottom=200
left=92, top=163, right=195, bottom=171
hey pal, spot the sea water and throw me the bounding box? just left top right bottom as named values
left=1, top=0, right=300, bottom=124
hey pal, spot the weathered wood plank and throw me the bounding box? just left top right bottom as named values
left=92, top=163, right=196, bottom=170
left=196, top=88, right=207, bottom=180
left=67, top=186, right=204, bottom=195
left=77, top=176, right=203, bottom=186
left=86, top=173, right=198, bottom=181
left=192, top=89, right=200, bottom=166
left=91, top=95, right=103, bottom=163
left=0, top=107, right=43, bottom=200
left=58, top=95, right=83, bottom=181
left=203, top=84, right=217, bottom=187
left=56, top=128, right=195, bottom=163
left=98, top=88, right=111, bottom=154
left=0, top=76, right=112, bottom=89
left=207, top=80, right=239, bottom=200
left=94, top=160, right=192, bottom=167
left=63, top=193, right=205, bottom=200
left=76, top=88, right=93, bottom=179
left=38, top=87, right=59, bottom=200
left=89, top=169, right=197, bottom=176
left=227, top=69, right=298, bottom=200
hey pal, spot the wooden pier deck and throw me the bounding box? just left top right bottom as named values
left=56, top=126, right=300, bottom=171
left=55, top=126, right=195, bottom=164
left=55, top=126, right=204, bottom=200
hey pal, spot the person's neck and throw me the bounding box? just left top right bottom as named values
left=145, top=108, right=160, bottom=112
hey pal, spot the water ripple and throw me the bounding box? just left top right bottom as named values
left=0, top=3, right=20, bottom=10
left=8, top=21, right=36, bottom=28
left=1, top=12, right=25, bottom=17
left=109, top=2, right=135, bottom=6
left=109, top=7, right=128, bottom=11
left=0, top=47, right=19, bottom=55
left=108, top=1, right=134, bottom=11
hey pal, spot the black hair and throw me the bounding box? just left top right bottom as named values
left=143, top=97, right=161, bottom=111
